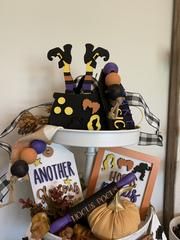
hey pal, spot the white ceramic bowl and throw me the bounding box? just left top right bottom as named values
left=44, top=206, right=153, bottom=240
left=169, top=216, right=180, bottom=240
left=120, top=206, right=153, bottom=240
left=44, top=232, right=61, bottom=240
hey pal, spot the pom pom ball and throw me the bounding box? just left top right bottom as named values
left=103, top=62, right=119, bottom=75
left=10, top=160, right=29, bottom=178
left=20, top=147, right=37, bottom=164
left=30, top=139, right=47, bottom=154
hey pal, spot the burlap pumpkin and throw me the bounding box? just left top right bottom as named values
left=88, top=191, right=141, bottom=240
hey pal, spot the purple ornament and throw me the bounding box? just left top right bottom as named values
left=103, top=62, right=119, bottom=75
left=30, top=139, right=47, bottom=154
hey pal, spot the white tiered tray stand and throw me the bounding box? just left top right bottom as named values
left=52, top=128, right=140, bottom=182
left=27, top=127, right=143, bottom=240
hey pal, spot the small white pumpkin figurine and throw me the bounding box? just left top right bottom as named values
left=88, top=186, right=141, bottom=240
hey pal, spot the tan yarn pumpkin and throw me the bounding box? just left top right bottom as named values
left=88, top=190, right=141, bottom=240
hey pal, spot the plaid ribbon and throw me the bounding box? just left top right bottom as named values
left=126, top=92, right=163, bottom=146
left=0, top=96, right=162, bottom=148
left=0, top=141, right=12, bottom=155
left=0, top=142, right=11, bottom=203
left=0, top=94, right=162, bottom=201
left=0, top=171, right=10, bottom=202
left=0, top=103, right=51, bottom=203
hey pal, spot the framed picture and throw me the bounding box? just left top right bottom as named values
left=86, top=147, right=160, bottom=219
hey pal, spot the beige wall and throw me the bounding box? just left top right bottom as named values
left=0, top=0, right=173, bottom=239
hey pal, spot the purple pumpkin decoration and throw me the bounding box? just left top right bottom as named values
left=30, top=139, right=47, bottom=154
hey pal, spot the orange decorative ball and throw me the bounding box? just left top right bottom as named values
left=105, top=72, right=121, bottom=86
left=20, top=148, right=37, bottom=164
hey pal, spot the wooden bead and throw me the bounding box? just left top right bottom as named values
left=103, top=62, right=119, bottom=75
left=20, top=147, right=37, bottom=164
left=30, top=139, right=47, bottom=154
left=105, top=72, right=121, bottom=86
left=10, top=160, right=29, bottom=178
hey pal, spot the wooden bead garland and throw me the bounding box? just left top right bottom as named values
left=10, top=160, right=29, bottom=178
left=105, top=72, right=121, bottom=86
left=30, top=139, right=47, bottom=154
left=11, top=139, right=47, bottom=178
left=20, top=147, right=38, bottom=164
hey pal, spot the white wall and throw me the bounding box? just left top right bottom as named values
left=0, top=0, right=173, bottom=239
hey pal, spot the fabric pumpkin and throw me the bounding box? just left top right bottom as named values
left=88, top=192, right=141, bottom=240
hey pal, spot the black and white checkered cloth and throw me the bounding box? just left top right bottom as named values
left=126, top=92, right=163, bottom=146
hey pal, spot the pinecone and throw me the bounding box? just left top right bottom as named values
left=17, top=111, right=39, bottom=135
left=17, top=111, right=49, bottom=135
left=73, top=224, right=99, bottom=240
left=37, top=116, right=49, bottom=126
left=46, top=105, right=52, bottom=114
